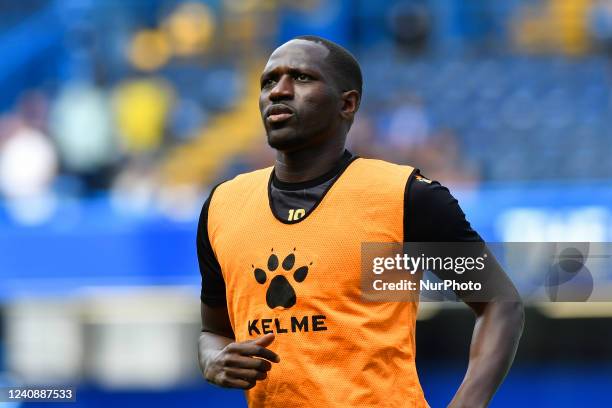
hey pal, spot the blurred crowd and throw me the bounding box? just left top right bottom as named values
left=0, top=0, right=611, bottom=225
left=0, top=0, right=245, bottom=223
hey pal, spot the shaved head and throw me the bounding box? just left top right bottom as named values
left=292, top=35, right=362, bottom=96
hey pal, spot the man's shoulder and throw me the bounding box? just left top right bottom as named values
left=215, top=166, right=273, bottom=194
left=233, top=166, right=273, bottom=182
left=407, top=171, right=449, bottom=204
left=353, top=157, right=415, bottom=182
left=336, top=157, right=416, bottom=201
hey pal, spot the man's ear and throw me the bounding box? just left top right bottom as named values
left=340, top=90, right=361, bottom=121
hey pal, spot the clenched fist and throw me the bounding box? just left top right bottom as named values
left=202, top=333, right=280, bottom=389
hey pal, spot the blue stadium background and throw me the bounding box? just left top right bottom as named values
left=0, top=0, right=611, bottom=406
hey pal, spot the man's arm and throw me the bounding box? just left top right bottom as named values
left=406, top=173, right=524, bottom=407
left=196, top=186, right=279, bottom=389
left=439, top=245, right=524, bottom=407
left=449, top=296, right=524, bottom=408
left=198, top=303, right=234, bottom=378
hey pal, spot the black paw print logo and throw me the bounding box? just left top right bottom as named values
left=253, top=248, right=311, bottom=309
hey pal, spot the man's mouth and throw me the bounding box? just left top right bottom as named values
left=265, top=105, right=295, bottom=124
left=267, top=112, right=294, bottom=123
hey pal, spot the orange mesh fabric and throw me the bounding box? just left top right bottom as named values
left=208, top=158, right=428, bottom=407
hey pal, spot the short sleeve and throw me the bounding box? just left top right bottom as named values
left=404, top=171, right=483, bottom=243
left=197, top=184, right=227, bottom=307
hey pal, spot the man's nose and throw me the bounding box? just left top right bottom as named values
left=269, top=75, right=294, bottom=101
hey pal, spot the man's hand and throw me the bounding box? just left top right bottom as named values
left=203, top=333, right=280, bottom=389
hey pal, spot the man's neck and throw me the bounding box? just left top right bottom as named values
left=274, top=141, right=346, bottom=184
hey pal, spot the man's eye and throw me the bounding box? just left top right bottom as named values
left=262, top=79, right=275, bottom=88
left=295, top=74, right=310, bottom=81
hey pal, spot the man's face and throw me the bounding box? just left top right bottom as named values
left=259, top=40, right=342, bottom=152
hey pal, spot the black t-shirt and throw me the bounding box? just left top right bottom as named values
left=268, top=150, right=353, bottom=222
left=197, top=151, right=482, bottom=306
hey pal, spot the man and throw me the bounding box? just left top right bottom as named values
left=197, top=35, right=524, bottom=407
